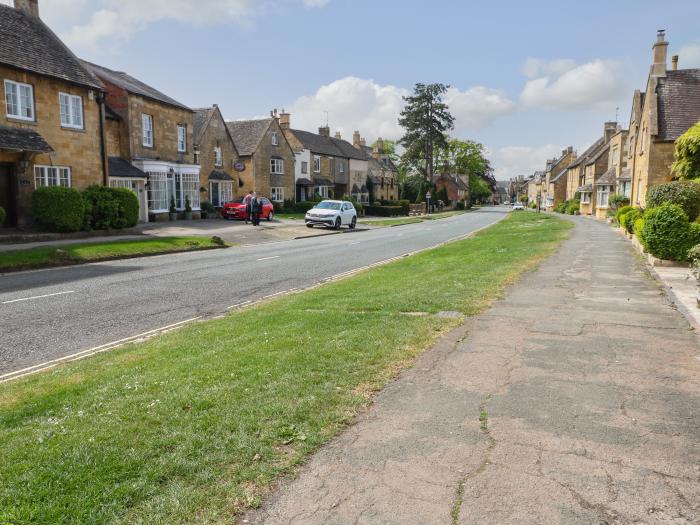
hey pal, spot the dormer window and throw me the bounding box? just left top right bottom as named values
left=271, top=132, right=279, bottom=146
left=5, top=80, right=34, bottom=121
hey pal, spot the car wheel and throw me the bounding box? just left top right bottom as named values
left=306, top=223, right=314, bottom=228
left=349, top=216, right=356, bottom=229
left=267, top=211, right=274, bottom=222
left=334, top=217, right=341, bottom=230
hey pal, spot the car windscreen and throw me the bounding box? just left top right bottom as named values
left=315, top=202, right=341, bottom=210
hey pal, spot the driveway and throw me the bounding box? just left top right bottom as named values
left=246, top=216, right=700, bottom=524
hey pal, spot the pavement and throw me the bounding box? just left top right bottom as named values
left=0, top=208, right=506, bottom=375
left=245, top=215, right=700, bottom=524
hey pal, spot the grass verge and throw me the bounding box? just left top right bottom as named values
left=361, top=210, right=467, bottom=227
left=0, top=212, right=571, bottom=524
left=0, top=236, right=227, bottom=272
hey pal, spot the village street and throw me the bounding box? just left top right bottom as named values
left=0, top=208, right=506, bottom=377
left=246, top=215, right=700, bottom=525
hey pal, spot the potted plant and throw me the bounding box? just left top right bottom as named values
left=169, top=196, right=177, bottom=221
left=184, top=196, right=193, bottom=220
left=200, top=201, right=216, bottom=219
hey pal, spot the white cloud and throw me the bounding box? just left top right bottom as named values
left=521, top=58, right=577, bottom=79
left=678, top=41, right=700, bottom=68
left=489, top=144, right=563, bottom=181
left=55, top=0, right=329, bottom=48
left=520, top=59, right=628, bottom=111
left=445, top=86, right=516, bottom=130
left=286, top=77, right=408, bottom=142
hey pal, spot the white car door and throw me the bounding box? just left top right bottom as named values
left=340, top=203, right=350, bottom=225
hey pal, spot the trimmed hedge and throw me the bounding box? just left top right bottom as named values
left=364, top=205, right=404, bottom=217
left=620, top=208, right=643, bottom=234
left=281, top=199, right=317, bottom=213
left=379, top=199, right=410, bottom=215
left=646, top=181, right=700, bottom=221
left=0, top=206, right=5, bottom=226
left=634, top=218, right=645, bottom=244
left=83, top=186, right=139, bottom=230
left=32, top=186, right=86, bottom=233
left=615, top=205, right=633, bottom=222
left=640, top=203, right=700, bottom=261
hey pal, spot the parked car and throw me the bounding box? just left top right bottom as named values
left=512, top=202, right=525, bottom=211
left=221, top=196, right=274, bottom=221
left=305, top=200, right=357, bottom=229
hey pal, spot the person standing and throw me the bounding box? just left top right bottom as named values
left=244, top=190, right=253, bottom=224
left=250, top=192, right=261, bottom=226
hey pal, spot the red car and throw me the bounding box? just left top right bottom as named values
left=221, top=196, right=275, bottom=221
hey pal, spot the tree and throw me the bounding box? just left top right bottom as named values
left=672, top=120, right=700, bottom=180
left=371, top=139, right=400, bottom=165
left=436, top=138, right=494, bottom=206
left=398, top=83, right=454, bottom=181
left=470, top=176, right=492, bottom=204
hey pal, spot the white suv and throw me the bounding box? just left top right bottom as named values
left=305, top=200, right=357, bottom=229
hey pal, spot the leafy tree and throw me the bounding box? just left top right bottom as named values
left=470, top=176, right=492, bottom=204
left=436, top=138, right=494, bottom=206
left=672, top=120, right=700, bottom=180
left=398, top=83, right=454, bottom=181
left=371, top=139, right=399, bottom=165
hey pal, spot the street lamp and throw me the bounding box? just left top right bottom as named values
left=536, top=191, right=542, bottom=213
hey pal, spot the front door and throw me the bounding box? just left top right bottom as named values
left=0, top=164, right=16, bottom=227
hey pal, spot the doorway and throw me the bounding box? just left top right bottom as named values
left=0, top=164, right=16, bottom=227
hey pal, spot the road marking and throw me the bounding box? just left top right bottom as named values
left=0, top=317, right=202, bottom=383
left=2, top=290, right=75, bottom=305
left=348, top=241, right=361, bottom=246
left=257, top=255, right=280, bottom=261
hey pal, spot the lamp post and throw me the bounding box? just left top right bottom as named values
left=536, top=191, right=542, bottom=213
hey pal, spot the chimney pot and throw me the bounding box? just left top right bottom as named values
left=672, top=54, right=679, bottom=71
left=318, top=126, right=330, bottom=137
left=13, top=0, right=39, bottom=17
left=353, top=130, right=361, bottom=148
left=334, top=131, right=341, bottom=140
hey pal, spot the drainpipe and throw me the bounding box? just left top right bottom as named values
left=97, top=92, right=109, bottom=185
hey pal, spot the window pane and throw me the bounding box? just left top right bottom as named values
left=19, top=84, right=32, bottom=119
left=60, top=93, right=70, bottom=125
left=5, top=81, right=18, bottom=116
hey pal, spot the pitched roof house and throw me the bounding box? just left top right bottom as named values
left=628, top=31, right=700, bottom=207
left=226, top=113, right=295, bottom=203
left=193, top=105, right=240, bottom=208
left=543, top=146, right=576, bottom=210
left=358, top=137, right=399, bottom=202
left=83, top=60, right=198, bottom=221
left=0, top=0, right=106, bottom=227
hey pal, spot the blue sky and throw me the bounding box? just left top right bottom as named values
left=37, top=0, right=700, bottom=179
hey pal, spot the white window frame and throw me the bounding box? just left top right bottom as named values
left=177, top=125, right=187, bottom=153
left=59, top=92, right=83, bottom=129
left=209, top=180, right=233, bottom=207
left=596, top=186, right=610, bottom=208
left=142, top=113, right=154, bottom=147
left=271, top=187, right=284, bottom=202
left=5, top=79, right=34, bottom=121
left=34, top=166, right=71, bottom=188
left=314, top=155, right=321, bottom=173
left=620, top=181, right=631, bottom=198
left=301, top=161, right=308, bottom=174
left=270, top=158, right=284, bottom=174
left=580, top=192, right=591, bottom=204
left=214, top=146, right=223, bottom=167
left=316, top=186, right=329, bottom=199
left=271, top=131, right=279, bottom=146
left=338, top=160, right=344, bottom=173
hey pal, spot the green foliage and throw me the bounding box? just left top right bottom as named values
left=672, top=120, right=700, bottom=180
left=529, top=202, right=537, bottom=209
left=645, top=180, right=700, bottom=220
left=32, top=186, right=86, bottom=233
left=0, top=206, right=5, bottom=226
left=566, top=200, right=580, bottom=215
left=555, top=201, right=568, bottom=214
left=687, top=244, right=700, bottom=280
left=200, top=201, right=216, bottom=214
left=83, top=186, right=138, bottom=230
left=608, top=194, right=630, bottom=215
left=398, top=83, right=455, bottom=178
left=640, top=203, right=700, bottom=261
left=378, top=199, right=410, bottom=215
left=364, top=205, right=405, bottom=217
left=456, top=200, right=466, bottom=210
left=282, top=199, right=316, bottom=213
left=371, top=139, right=399, bottom=164
left=634, top=218, right=645, bottom=244
left=620, top=208, right=643, bottom=234
left=169, top=196, right=177, bottom=214
left=615, top=205, right=633, bottom=221
left=470, top=175, right=492, bottom=204
left=185, top=196, right=192, bottom=213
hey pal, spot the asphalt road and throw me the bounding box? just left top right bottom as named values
left=0, top=207, right=508, bottom=375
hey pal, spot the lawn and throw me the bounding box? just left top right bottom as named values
left=0, top=213, right=571, bottom=524
left=0, top=236, right=226, bottom=272
left=274, top=213, right=305, bottom=220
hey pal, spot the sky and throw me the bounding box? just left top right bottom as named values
left=31, top=0, right=700, bottom=180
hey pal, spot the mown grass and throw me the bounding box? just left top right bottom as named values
left=0, top=212, right=571, bottom=524
left=0, top=236, right=226, bottom=272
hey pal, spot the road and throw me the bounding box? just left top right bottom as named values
left=0, top=208, right=507, bottom=376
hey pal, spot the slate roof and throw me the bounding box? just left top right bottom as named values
left=297, top=178, right=314, bottom=186
left=569, top=138, right=606, bottom=168
left=656, top=69, right=700, bottom=141
left=595, top=167, right=617, bottom=185
left=0, top=125, right=52, bottom=152
left=0, top=5, right=102, bottom=89
left=330, top=137, right=367, bottom=160
left=585, top=143, right=610, bottom=165
left=108, top=157, right=146, bottom=178
left=208, top=170, right=232, bottom=181
left=619, top=167, right=632, bottom=181
left=226, top=119, right=273, bottom=156
left=82, top=61, right=191, bottom=111
left=550, top=168, right=569, bottom=183
left=312, top=177, right=334, bottom=186
left=577, top=184, right=593, bottom=192
left=290, top=129, right=343, bottom=157
left=193, top=107, right=216, bottom=145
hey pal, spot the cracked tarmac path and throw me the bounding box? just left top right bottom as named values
left=244, top=217, right=700, bottom=524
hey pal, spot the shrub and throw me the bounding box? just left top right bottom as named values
left=200, top=201, right=216, bottom=214
left=32, top=186, right=86, bottom=232
left=0, top=206, right=5, bottom=226
left=609, top=194, right=630, bottom=215
left=83, top=186, right=138, bottom=230
left=615, top=205, right=633, bottom=222
left=640, top=203, right=700, bottom=261
left=566, top=200, right=580, bottom=215
left=364, top=205, right=404, bottom=217
left=646, top=180, right=700, bottom=220
left=529, top=202, right=536, bottom=209
left=672, top=119, right=700, bottom=180
left=620, top=208, right=643, bottom=234
left=688, top=244, right=700, bottom=280
left=456, top=200, right=466, bottom=210
left=555, top=201, right=568, bottom=214
left=634, top=218, right=645, bottom=244
left=282, top=199, right=316, bottom=213
left=111, top=188, right=139, bottom=229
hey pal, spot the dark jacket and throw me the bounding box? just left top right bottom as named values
left=250, top=198, right=261, bottom=212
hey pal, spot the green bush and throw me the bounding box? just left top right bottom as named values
left=646, top=181, right=700, bottom=220
left=364, top=205, right=404, bottom=217
left=609, top=194, right=630, bottom=215
left=688, top=244, right=700, bottom=280
left=620, top=208, right=643, bottom=234
left=615, top=205, right=633, bottom=222
left=111, top=188, right=139, bottom=229
left=282, top=199, right=317, bottom=213
left=640, top=203, right=700, bottom=261
left=456, top=200, right=466, bottom=210
left=32, top=186, right=86, bottom=233
left=200, top=201, right=216, bottom=214
left=634, top=218, right=645, bottom=244
left=672, top=120, right=700, bottom=180
left=0, top=206, right=5, bottom=226
left=566, top=200, right=580, bottom=215
left=529, top=202, right=536, bottom=209
left=555, top=201, right=568, bottom=214
left=83, top=186, right=138, bottom=230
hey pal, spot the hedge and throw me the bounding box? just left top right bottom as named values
left=379, top=199, right=410, bottom=215
left=646, top=180, right=700, bottom=221
left=281, top=199, right=317, bottom=213
left=32, top=186, right=86, bottom=233
left=83, top=186, right=139, bottom=230
left=640, top=203, right=700, bottom=261
left=0, top=206, right=5, bottom=226
left=620, top=208, right=643, bottom=234
left=615, top=205, right=633, bottom=222
left=364, top=205, right=404, bottom=217
left=634, top=218, right=646, bottom=244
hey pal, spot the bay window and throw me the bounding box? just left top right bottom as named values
left=5, top=79, right=34, bottom=121
left=59, top=93, right=83, bottom=129
left=580, top=192, right=591, bottom=204
left=597, top=185, right=610, bottom=208
left=147, top=170, right=200, bottom=212
left=34, top=166, right=71, bottom=188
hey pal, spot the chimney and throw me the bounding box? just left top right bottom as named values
left=604, top=121, right=618, bottom=143
left=279, top=110, right=290, bottom=130
left=652, top=29, right=669, bottom=77
left=318, top=126, right=330, bottom=137
left=360, top=138, right=367, bottom=147
left=353, top=130, right=361, bottom=148
left=672, top=54, right=679, bottom=71
left=376, top=137, right=384, bottom=154
left=14, top=0, right=39, bottom=17
left=334, top=131, right=342, bottom=140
